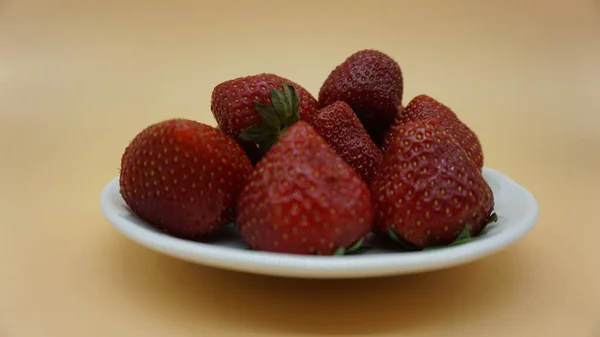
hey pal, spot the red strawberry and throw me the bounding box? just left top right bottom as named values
left=236, top=121, right=374, bottom=255
left=119, top=119, right=253, bottom=240
left=371, top=119, right=495, bottom=249
left=370, top=104, right=406, bottom=147
left=318, top=49, right=403, bottom=145
left=385, top=94, right=484, bottom=169
left=309, top=101, right=383, bottom=183
left=397, top=104, right=404, bottom=115
left=211, top=73, right=318, bottom=164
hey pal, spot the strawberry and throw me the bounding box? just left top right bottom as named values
left=318, top=49, right=403, bottom=145
left=236, top=121, right=374, bottom=255
left=309, top=101, right=383, bottom=183
left=370, top=104, right=406, bottom=147
left=211, top=73, right=319, bottom=164
left=397, top=104, right=404, bottom=115
left=119, top=119, right=253, bottom=240
left=386, top=94, right=484, bottom=169
left=371, top=119, right=495, bottom=249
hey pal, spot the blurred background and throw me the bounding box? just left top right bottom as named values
left=1, top=0, right=599, bottom=336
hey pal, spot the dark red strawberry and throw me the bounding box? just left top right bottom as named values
left=385, top=94, right=484, bottom=169
left=371, top=119, right=495, bottom=249
left=397, top=104, right=404, bottom=115
left=318, top=49, right=403, bottom=145
left=211, top=73, right=318, bottom=164
left=236, top=121, right=374, bottom=255
left=309, top=101, right=382, bottom=183
left=370, top=104, right=406, bottom=147
left=119, top=119, right=253, bottom=240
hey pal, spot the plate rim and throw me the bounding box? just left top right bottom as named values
left=100, top=167, right=539, bottom=278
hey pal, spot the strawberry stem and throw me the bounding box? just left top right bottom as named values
left=238, top=83, right=301, bottom=152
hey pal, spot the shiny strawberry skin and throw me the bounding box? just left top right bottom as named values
left=310, top=101, right=383, bottom=183
left=119, top=119, right=253, bottom=240
left=236, top=121, right=374, bottom=255
left=210, top=73, right=318, bottom=163
left=386, top=94, right=484, bottom=169
left=371, top=119, right=494, bottom=249
left=318, top=50, right=403, bottom=144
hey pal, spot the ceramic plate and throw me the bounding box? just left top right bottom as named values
left=100, top=167, right=538, bottom=279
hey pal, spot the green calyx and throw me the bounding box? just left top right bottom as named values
left=430, top=225, right=473, bottom=250
left=238, top=83, right=301, bottom=151
left=386, top=212, right=499, bottom=252
left=423, top=225, right=473, bottom=251
left=387, top=227, right=419, bottom=251
left=334, top=238, right=366, bottom=256
left=424, top=212, right=498, bottom=251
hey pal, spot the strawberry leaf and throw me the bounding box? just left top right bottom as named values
left=451, top=225, right=473, bottom=244
left=333, top=237, right=365, bottom=256
left=239, top=83, right=301, bottom=151
left=271, top=87, right=290, bottom=121
left=283, top=84, right=300, bottom=121
left=387, top=228, right=418, bottom=251
left=423, top=213, right=499, bottom=251
left=424, top=225, right=473, bottom=251
left=479, top=212, right=499, bottom=236
left=253, top=102, right=281, bottom=130
left=333, top=247, right=345, bottom=255
left=347, top=238, right=365, bottom=253
left=387, top=227, right=401, bottom=243
left=239, top=124, right=280, bottom=144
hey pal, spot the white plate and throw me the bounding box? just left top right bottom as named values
left=100, top=167, right=538, bottom=279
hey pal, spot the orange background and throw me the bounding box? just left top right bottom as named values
left=1, top=0, right=599, bottom=336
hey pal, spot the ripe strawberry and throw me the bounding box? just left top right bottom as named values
left=371, top=119, right=495, bottom=249
left=119, top=119, right=253, bottom=240
left=318, top=49, right=403, bottom=145
left=236, top=121, right=374, bottom=255
left=397, top=104, right=404, bottom=115
left=370, top=104, right=406, bottom=147
left=309, top=101, right=383, bottom=183
left=211, top=73, right=319, bottom=164
left=386, top=94, right=484, bottom=169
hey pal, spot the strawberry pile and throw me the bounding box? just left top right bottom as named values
left=118, top=49, right=497, bottom=255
